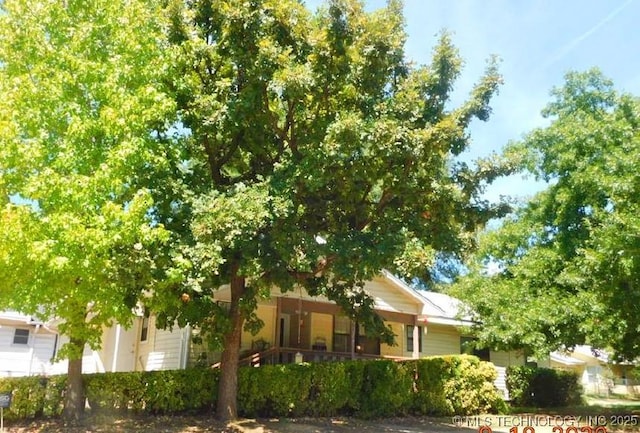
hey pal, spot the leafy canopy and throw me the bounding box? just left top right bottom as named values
left=450, top=69, right=640, bottom=360
left=0, top=0, right=174, bottom=358
left=151, top=0, right=513, bottom=345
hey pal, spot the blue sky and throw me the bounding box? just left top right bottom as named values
left=304, top=0, right=640, bottom=202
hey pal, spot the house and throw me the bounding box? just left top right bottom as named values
left=538, top=345, right=640, bottom=395
left=0, top=311, right=59, bottom=377
left=2, top=273, right=526, bottom=398
left=0, top=311, right=136, bottom=377
left=125, top=271, right=525, bottom=398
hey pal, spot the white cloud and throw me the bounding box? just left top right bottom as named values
left=533, top=0, right=635, bottom=74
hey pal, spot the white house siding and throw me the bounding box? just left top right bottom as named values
left=136, top=316, right=186, bottom=371
left=490, top=352, right=526, bottom=400
left=96, top=325, right=138, bottom=373
left=493, top=366, right=509, bottom=399
left=490, top=350, right=525, bottom=368
left=365, top=279, right=422, bottom=315
left=423, top=324, right=461, bottom=356
left=0, top=325, right=57, bottom=377
left=46, top=336, right=109, bottom=375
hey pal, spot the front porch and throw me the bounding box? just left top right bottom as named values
left=237, top=346, right=409, bottom=368
left=193, top=293, right=426, bottom=368
left=270, top=295, right=422, bottom=359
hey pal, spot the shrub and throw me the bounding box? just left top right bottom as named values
left=440, top=355, right=507, bottom=415
left=143, top=368, right=218, bottom=413
left=41, top=375, right=66, bottom=417
left=408, top=357, right=449, bottom=415
left=85, top=371, right=145, bottom=413
left=507, top=366, right=582, bottom=407
left=237, top=356, right=504, bottom=418
left=306, top=361, right=357, bottom=416
left=358, top=360, right=413, bottom=418
left=407, top=356, right=506, bottom=416
left=0, top=375, right=65, bottom=420
left=86, top=368, right=218, bottom=414
left=0, top=356, right=506, bottom=420
left=238, top=363, right=312, bottom=417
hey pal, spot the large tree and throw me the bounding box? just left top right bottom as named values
left=0, top=0, right=174, bottom=420
left=449, top=69, right=640, bottom=361
left=153, top=0, right=512, bottom=421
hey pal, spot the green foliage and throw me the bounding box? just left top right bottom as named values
left=84, top=368, right=219, bottom=414
left=450, top=69, right=640, bottom=360
left=154, top=0, right=512, bottom=416
left=308, top=361, right=361, bottom=416
left=1, top=0, right=513, bottom=418
left=237, top=361, right=360, bottom=418
left=408, top=355, right=506, bottom=416
left=359, top=360, right=413, bottom=418
left=441, top=355, right=507, bottom=415
left=0, top=0, right=175, bottom=372
left=506, top=366, right=583, bottom=407
left=85, top=372, right=146, bottom=413
left=155, top=0, right=511, bottom=349
left=1, top=357, right=505, bottom=420
left=142, top=369, right=219, bottom=413
left=238, top=363, right=313, bottom=417
left=237, top=356, right=505, bottom=418
left=0, top=376, right=66, bottom=420
left=409, top=357, right=449, bottom=415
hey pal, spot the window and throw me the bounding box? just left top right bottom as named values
left=355, top=322, right=380, bottom=355
left=586, top=366, right=602, bottom=383
left=140, top=309, right=150, bottom=342
left=333, top=316, right=351, bottom=353
left=13, top=328, right=29, bottom=345
left=524, top=349, right=538, bottom=367
left=460, top=336, right=490, bottom=361
left=406, top=325, right=423, bottom=353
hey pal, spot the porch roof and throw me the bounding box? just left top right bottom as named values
left=212, top=271, right=426, bottom=316
left=210, top=272, right=481, bottom=326
left=0, top=310, right=40, bottom=325
left=414, top=290, right=475, bottom=326
left=550, top=352, right=586, bottom=366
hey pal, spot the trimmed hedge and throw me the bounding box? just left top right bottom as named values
left=85, top=368, right=219, bottom=414
left=0, top=375, right=66, bottom=420
left=0, top=368, right=218, bottom=421
left=506, top=365, right=583, bottom=407
left=235, top=355, right=506, bottom=418
left=0, top=355, right=506, bottom=420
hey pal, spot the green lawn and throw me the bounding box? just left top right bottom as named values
left=505, top=395, right=640, bottom=432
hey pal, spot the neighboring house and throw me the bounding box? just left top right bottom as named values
left=0, top=311, right=59, bottom=377
left=119, top=271, right=525, bottom=398
left=0, top=311, right=135, bottom=377
left=539, top=345, right=640, bottom=395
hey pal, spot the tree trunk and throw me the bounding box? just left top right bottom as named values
left=63, top=338, right=85, bottom=422
left=216, top=267, right=246, bottom=421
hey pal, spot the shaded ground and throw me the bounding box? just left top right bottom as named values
left=3, top=414, right=462, bottom=433
left=4, top=400, right=640, bottom=433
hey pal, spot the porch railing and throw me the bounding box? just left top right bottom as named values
left=232, top=347, right=409, bottom=368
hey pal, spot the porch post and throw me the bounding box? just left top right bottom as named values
left=275, top=297, right=281, bottom=361
left=350, top=320, right=356, bottom=360
left=412, top=318, right=420, bottom=359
